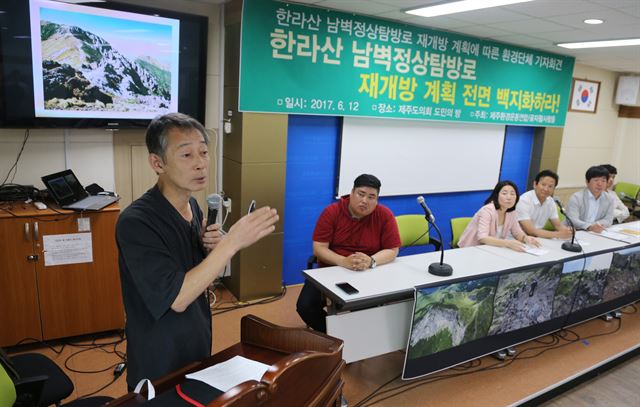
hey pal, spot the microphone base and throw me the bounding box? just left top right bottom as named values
left=429, top=263, right=453, bottom=277
left=561, top=241, right=582, bottom=252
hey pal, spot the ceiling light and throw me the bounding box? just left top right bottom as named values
left=405, top=0, right=535, bottom=18
left=583, top=18, right=604, bottom=25
left=557, top=38, right=640, bottom=49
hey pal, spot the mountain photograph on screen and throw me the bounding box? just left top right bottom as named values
left=602, top=247, right=640, bottom=302
left=551, top=258, right=582, bottom=317
left=29, top=0, right=179, bottom=119
left=552, top=253, right=613, bottom=317
left=488, top=264, right=563, bottom=335
left=407, top=276, right=498, bottom=360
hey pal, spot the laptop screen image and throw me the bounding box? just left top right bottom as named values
left=42, top=170, right=89, bottom=206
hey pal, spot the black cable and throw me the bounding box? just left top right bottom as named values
left=398, top=223, right=433, bottom=254
left=65, top=331, right=125, bottom=348
left=620, top=303, right=637, bottom=314
left=9, top=338, right=66, bottom=355
left=352, top=373, right=401, bottom=407
left=1, top=129, right=30, bottom=186
left=358, top=317, right=624, bottom=406
left=75, top=375, right=120, bottom=399
left=211, top=286, right=287, bottom=316
left=559, top=252, right=588, bottom=330
left=0, top=183, right=40, bottom=202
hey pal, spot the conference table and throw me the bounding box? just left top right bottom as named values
left=303, top=221, right=640, bottom=363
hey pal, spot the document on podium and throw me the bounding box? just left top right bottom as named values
left=185, top=355, right=270, bottom=392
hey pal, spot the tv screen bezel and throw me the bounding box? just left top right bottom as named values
left=0, top=0, right=208, bottom=129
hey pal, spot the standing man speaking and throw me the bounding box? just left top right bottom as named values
left=116, top=113, right=278, bottom=389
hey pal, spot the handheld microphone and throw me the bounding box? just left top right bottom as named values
left=416, top=196, right=435, bottom=223
left=206, top=193, right=222, bottom=228
left=554, top=198, right=582, bottom=252
left=415, top=196, right=452, bottom=277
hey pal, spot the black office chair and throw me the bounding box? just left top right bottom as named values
left=1, top=347, right=113, bottom=407
left=306, top=255, right=318, bottom=269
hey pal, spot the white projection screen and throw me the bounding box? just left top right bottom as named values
left=337, top=118, right=506, bottom=197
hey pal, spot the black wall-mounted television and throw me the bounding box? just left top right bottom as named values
left=0, top=0, right=207, bottom=128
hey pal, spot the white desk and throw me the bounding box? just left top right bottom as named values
left=475, top=230, right=628, bottom=267
left=303, top=222, right=640, bottom=363
left=305, top=248, right=519, bottom=362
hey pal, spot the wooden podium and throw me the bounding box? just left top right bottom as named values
left=109, top=315, right=345, bottom=406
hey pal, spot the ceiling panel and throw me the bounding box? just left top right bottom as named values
left=313, top=0, right=395, bottom=14
left=371, top=0, right=442, bottom=7
left=546, top=9, right=639, bottom=29
left=491, top=18, right=572, bottom=34
left=587, top=0, right=640, bottom=9
left=403, top=16, right=473, bottom=30
left=434, top=7, right=530, bottom=24
left=503, top=0, right=608, bottom=18
left=452, top=25, right=515, bottom=38
left=488, top=34, right=550, bottom=47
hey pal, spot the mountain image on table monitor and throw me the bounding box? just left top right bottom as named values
left=488, top=264, right=563, bottom=335
left=407, top=275, right=498, bottom=360
left=40, top=20, right=171, bottom=114
left=602, top=247, right=640, bottom=302
left=552, top=253, right=613, bottom=317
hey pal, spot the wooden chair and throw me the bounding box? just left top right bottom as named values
left=110, top=314, right=345, bottom=407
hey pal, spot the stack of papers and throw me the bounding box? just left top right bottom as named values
left=185, top=356, right=270, bottom=392
left=600, top=230, right=638, bottom=244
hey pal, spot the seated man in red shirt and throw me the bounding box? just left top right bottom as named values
left=296, top=174, right=401, bottom=332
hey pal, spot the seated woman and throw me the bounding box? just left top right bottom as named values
left=458, top=180, right=540, bottom=252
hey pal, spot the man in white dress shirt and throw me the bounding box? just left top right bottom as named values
left=516, top=170, right=572, bottom=239
left=600, top=164, right=630, bottom=224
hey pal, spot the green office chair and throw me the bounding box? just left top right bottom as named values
left=450, top=217, right=472, bottom=248
left=614, top=182, right=640, bottom=217
left=614, top=182, right=640, bottom=201
left=0, top=364, right=16, bottom=407
left=395, top=215, right=441, bottom=251
left=542, top=205, right=566, bottom=231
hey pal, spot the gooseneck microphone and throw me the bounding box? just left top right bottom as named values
left=554, top=198, right=582, bottom=253
left=206, top=193, right=222, bottom=228
left=417, top=196, right=453, bottom=277
left=417, top=195, right=435, bottom=223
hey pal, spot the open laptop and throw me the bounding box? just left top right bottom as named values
left=41, top=169, right=119, bottom=211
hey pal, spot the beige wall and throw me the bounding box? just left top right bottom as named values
left=557, top=64, right=639, bottom=188
left=612, top=117, right=640, bottom=185
left=0, top=129, right=115, bottom=190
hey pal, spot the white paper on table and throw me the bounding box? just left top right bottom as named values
left=599, top=230, right=638, bottom=244
left=608, top=223, right=640, bottom=235
left=524, top=246, right=548, bottom=256
left=185, top=355, right=270, bottom=392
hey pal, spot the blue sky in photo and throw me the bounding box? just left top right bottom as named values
left=562, top=258, right=585, bottom=275
left=40, top=6, right=177, bottom=66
